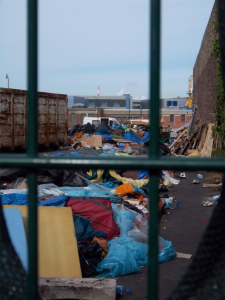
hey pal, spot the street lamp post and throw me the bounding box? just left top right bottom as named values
left=6, top=74, right=9, bottom=88
left=129, top=97, right=130, bottom=120
left=94, top=96, right=100, bottom=117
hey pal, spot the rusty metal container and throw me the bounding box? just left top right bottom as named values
left=0, top=88, right=68, bottom=151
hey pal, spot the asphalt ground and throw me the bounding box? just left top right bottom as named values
left=116, top=170, right=221, bottom=300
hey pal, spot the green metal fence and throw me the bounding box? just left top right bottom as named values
left=1, top=0, right=225, bottom=299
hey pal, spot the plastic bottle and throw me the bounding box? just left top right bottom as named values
left=213, top=195, right=220, bottom=202
left=197, top=174, right=203, bottom=179
left=165, top=197, right=177, bottom=209
left=116, top=285, right=131, bottom=295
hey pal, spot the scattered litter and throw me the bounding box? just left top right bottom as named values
left=203, top=183, right=222, bottom=188
left=201, top=201, right=214, bottom=207
left=193, top=179, right=200, bottom=184
left=176, top=252, right=192, bottom=259
left=170, top=178, right=180, bottom=185
left=213, top=195, right=220, bottom=201
left=165, top=197, right=177, bottom=209
left=197, top=174, right=203, bottom=179
left=179, top=173, right=186, bottom=178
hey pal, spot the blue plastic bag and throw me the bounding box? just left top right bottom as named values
left=96, top=237, right=148, bottom=278
left=112, top=204, right=136, bottom=237
left=158, top=236, right=176, bottom=263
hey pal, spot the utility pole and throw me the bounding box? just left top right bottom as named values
left=129, top=97, right=131, bottom=120
left=6, top=74, right=9, bottom=88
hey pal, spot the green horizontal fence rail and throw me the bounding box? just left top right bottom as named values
left=0, top=0, right=224, bottom=299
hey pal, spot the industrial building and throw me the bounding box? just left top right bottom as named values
left=68, top=94, right=133, bottom=109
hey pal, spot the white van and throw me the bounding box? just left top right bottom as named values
left=83, top=117, right=120, bottom=127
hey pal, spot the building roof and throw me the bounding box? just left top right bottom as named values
left=77, top=96, right=128, bottom=100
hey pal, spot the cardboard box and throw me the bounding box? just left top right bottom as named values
left=81, top=135, right=102, bottom=148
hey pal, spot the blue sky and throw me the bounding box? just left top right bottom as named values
left=0, top=0, right=215, bottom=99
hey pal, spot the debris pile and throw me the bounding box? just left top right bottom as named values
left=170, top=123, right=215, bottom=157
left=1, top=163, right=180, bottom=279
left=68, top=120, right=171, bottom=156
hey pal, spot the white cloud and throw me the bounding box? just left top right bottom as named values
left=117, top=87, right=126, bottom=96
left=135, top=96, right=146, bottom=100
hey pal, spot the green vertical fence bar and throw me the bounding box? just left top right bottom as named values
left=148, top=0, right=161, bottom=299
left=27, top=0, right=38, bottom=299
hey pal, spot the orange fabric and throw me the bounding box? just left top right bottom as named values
left=116, top=183, right=134, bottom=195
left=71, top=132, right=83, bottom=142
left=116, top=183, right=143, bottom=200
left=74, top=132, right=83, bottom=139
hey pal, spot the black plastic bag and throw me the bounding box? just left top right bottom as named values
left=0, top=169, right=27, bottom=182
left=78, top=241, right=104, bottom=277
left=60, top=169, right=87, bottom=187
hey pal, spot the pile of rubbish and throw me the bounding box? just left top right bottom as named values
left=0, top=164, right=180, bottom=279
left=68, top=121, right=151, bottom=155
left=170, top=123, right=215, bottom=157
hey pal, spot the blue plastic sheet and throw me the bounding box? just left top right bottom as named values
left=124, top=131, right=141, bottom=144
left=118, top=143, right=125, bottom=148
left=0, top=193, right=28, bottom=205
left=0, top=193, right=69, bottom=207
left=112, top=204, right=136, bottom=237
left=158, top=237, right=176, bottom=263
left=53, top=152, right=83, bottom=156
left=96, top=237, right=148, bottom=278
left=96, top=134, right=112, bottom=140
left=96, top=235, right=176, bottom=277
left=138, top=170, right=149, bottom=179
left=142, top=132, right=150, bottom=143
left=73, top=214, right=107, bottom=241
left=59, top=183, right=120, bottom=199
left=124, top=131, right=150, bottom=144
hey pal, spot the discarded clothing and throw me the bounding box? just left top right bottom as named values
left=109, top=170, right=148, bottom=188
left=115, top=183, right=144, bottom=199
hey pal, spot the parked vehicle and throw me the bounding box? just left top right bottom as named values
left=0, top=88, right=68, bottom=151
left=83, top=117, right=120, bottom=127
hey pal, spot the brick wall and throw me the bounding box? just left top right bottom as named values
left=68, top=108, right=192, bottom=129
left=193, top=1, right=218, bottom=126
left=162, top=115, right=192, bottom=129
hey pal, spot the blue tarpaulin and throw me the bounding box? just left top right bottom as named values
left=73, top=214, right=107, bottom=241
left=96, top=134, right=112, bottom=140
left=124, top=130, right=150, bottom=144
left=0, top=193, right=69, bottom=207
left=59, top=183, right=120, bottom=199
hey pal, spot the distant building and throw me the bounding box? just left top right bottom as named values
left=67, top=94, right=133, bottom=109
left=68, top=94, right=192, bottom=129
left=132, top=97, right=188, bottom=110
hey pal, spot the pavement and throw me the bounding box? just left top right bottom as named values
left=116, top=170, right=221, bottom=300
